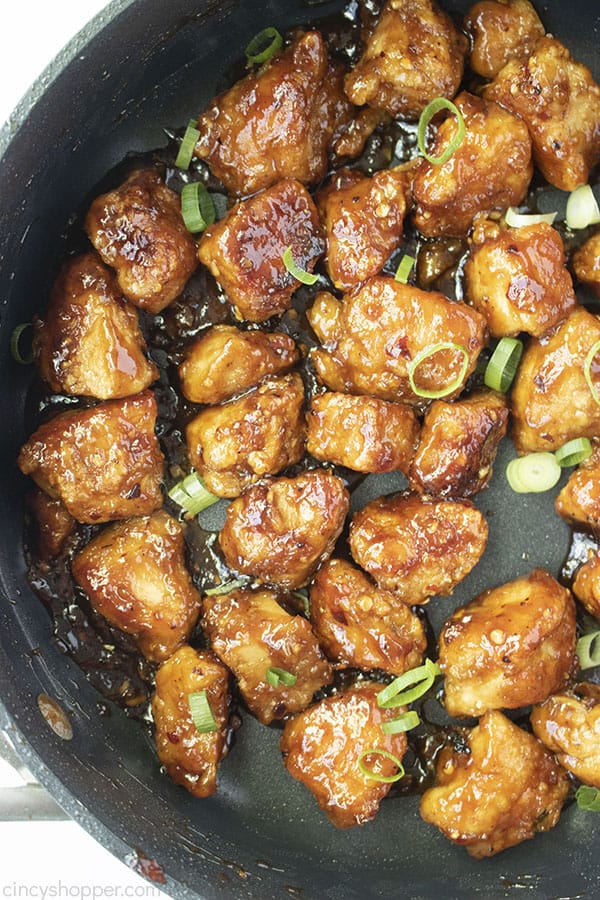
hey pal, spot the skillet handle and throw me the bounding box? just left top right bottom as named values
left=0, top=729, right=69, bottom=821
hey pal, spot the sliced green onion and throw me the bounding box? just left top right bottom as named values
left=484, top=337, right=523, bottom=393
left=584, top=340, right=600, bottom=407
left=282, top=246, right=319, bottom=286
left=408, top=342, right=469, bottom=400
left=381, top=710, right=420, bottom=734
left=168, top=472, right=219, bottom=515
left=358, top=748, right=405, bottom=784
left=566, top=185, right=600, bottom=230
left=377, top=658, right=441, bottom=709
left=175, top=119, right=200, bottom=170
left=204, top=578, right=246, bottom=596
left=577, top=631, right=600, bottom=670
left=394, top=255, right=415, bottom=284
left=245, top=27, right=283, bottom=66
left=10, top=322, right=33, bottom=365
left=576, top=784, right=600, bottom=811
left=417, top=98, right=466, bottom=166
left=188, top=690, right=218, bottom=733
left=181, top=182, right=216, bottom=233
left=506, top=453, right=561, bottom=494
left=265, top=667, right=297, bottom=687
left=555, top=438, right=593, bottom=468
left=505, top=207, right=557, bottom=228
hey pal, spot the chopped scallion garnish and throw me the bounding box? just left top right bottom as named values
left=576, top=784, right=600, bottom=811
left=407, top=342, right=469, bottom=400
left=394, top=255, right=415, bottom=284
left=584, top=340, right=600, bottom=407
left=381, top=710, right=420, bottom=735
left=175, top=119, right=200, bottom=171
left=505, top=208, right=557, bottom=228
left=577, top=631, right=600, bottom=670
left=484, top=337, right=523, bottom=393
left=358, top=748, right=405, bottom=784
left=188, top=690, right=218, bottom=734
left=566, top=184, right=600, bottom=230
left=555, top=438, right=593, bottom=468
left=10, top=322, right=33, bottom=365
left=282, top=246, right=319, bottom=285
left=245, top=27, right=283, bottom=66
left=168, top=472, right=219, bottom=515
left=377, top=659, right=441, bottom=709
left=181, top=182, right=216, bottom=233
left=506, top=453, right=561, bottom=494
left=265, top=667, right=297, bottom=687
left=204, top=578, right=247, bottom=596
left=417, top=98, right=466, bottom=166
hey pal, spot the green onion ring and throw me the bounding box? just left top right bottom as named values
left=408, top=342, right=469, bottom=400
left=175, top=119, right=201, bottom=170
left=505, top=207, right=557, bottom=228
left=168, top=472, right=219, bottom=515
left=245, top=27, right=283, bottom=66
left=566, top=185, right=600, bottom=230
left=584, top=340, right=600, bottom=407
left=358, top=748, right=405, bottom=784
left=417, top=98, right=466, bottom=166
left=576, top=785, right=600, bottom=811
left=181, top=182, right=216, bottom=233
left=555, top=438, right=593, bottom=468
left=394, top=254, right=415, bottom=284
left=484, top=337, right=523, bottom=393
left=10, top=322, right=33, bottom=365
left=506, top=453, right=561, bottom=494
left=381, top=710, right=420, bottom=735
left=282, top=246, right=319, bottom=285
left=577, top=631, right=600, bottom=670
left=204, top=579, right=247, bottom=597
left=377, top=659, right=441, bottom=709
left=188, top=690, right=218, bottom=734
left=265, top=667, right=297, bottom=687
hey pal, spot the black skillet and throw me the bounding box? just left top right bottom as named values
left=1, top=0, right=600, bottom=897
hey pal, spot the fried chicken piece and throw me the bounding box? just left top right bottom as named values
left=26, top=490, right=76, bottom=561
left=555, top=446, right=600, bottom=531
left=573, top=231, right=600, bottom=298
left=531, top=684, right=600, bottom=788
left=572, top=551, right=600, bottom=618
left=464, top=0, right=544, bottom=80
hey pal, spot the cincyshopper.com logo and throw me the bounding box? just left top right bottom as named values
left=1, top=885, right=163, bottom=899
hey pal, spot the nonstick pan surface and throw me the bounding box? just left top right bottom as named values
left=1, top=1, right=600, bottom=897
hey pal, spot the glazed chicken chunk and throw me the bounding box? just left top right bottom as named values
left=194, top=31, right=353, bottom=197
left=531, top=684, right=600, bottom=788
left=17, top=391, right=164, bottom=523
left=85, top=168, right=197, bottom=313
left=344, top=0, right=467, bottom=119
left=281, top=683, right=408, bottom=828
left=178, top=325, right=299, bottom=405
left=310, top=558, right=426, bottom=674
left=439, top=569, right=576, bottom=718
left=572, top=551, right=600, bottom=618
left=484, top=37, right=600, bottom=191
left=34, top=253, right=158, bottom=399
left=72, top=511, right=201, bottom=662
left=316, top=168, right=408, bottom=290
left=198, top=178, right=324, bottom=323
left=219, top=469, right=349, bottom=589
left=308, top=277, right=487, bottom=404
left=349, top=493, right=488, bottom=604
left=555, top=446, right=600, bottom=531
left=420, top=711, right=570, bottom=858
left=202, top=588, right=332, bottom=724
left=413, top=92, right=533, bottom=237
left=186, top=373, right=306, bottom=498
left=409, top=390, right=508, bottom=499
left=307, top=392, right=419, bottom=475
left=511, top=308, right=600, bottom=453
left=463, top=0, right=544, bottom=80
left=465, top=218, right=577, bottom=338
left=573, top=232, right=600, bottom=298
left=26, top=490, right=76, bottom=561
left=152, top=646, right=230, bottom=798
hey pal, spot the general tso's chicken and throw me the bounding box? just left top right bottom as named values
left=316, top=168, right=408, bottom=290
left=281, top=683, right=408, bottom=828
left=440, top=569, right=576, bottom=718
left=308, top=277, right=487, bottom=405
left=555, top=446, right=600, bottom=531
left=26, top=490, right=76, bottom=561
left=202, top=588, right=332, bottom=724
left=72, top=511, right=201, bottom=662
left=465, top=218, right=577, bottom=338
left=85, top=169, right=197, bottom=314
left=573, top=232, right=600, bottom=298
left=194, top=31, right=353, bottom=197
left=531, top=684, right=600, bottom=788
left=186, top=373, right=306, bottom=498
left=420, top=710, right=570, bottom=858
left=572, top=552, right=600, bottom=618
left=511, top=308, right=600, bottom=453
left=198, top=179, right=324, bottom=323
left=344, top=0, right=468, bottom=119
left=484, top=37, right=600, bottom=191
left=178, top=325, right=300, bottom=405
left=310, top=558, right=426, bottom=674
left=219, top=469, right=349, bottom=589
left=413, top=92, right=533, bottom=237
left=349, top=493, right=488, bottom=604
left=17, top=391, right=164, bottom=523
left=409, top=390, right=508, bottom=499
left=463, top=0, right=545, bottom=80
left=307, top=392, right=419, bottom=475
left=152, top=646, right=230, bottom=798
left=34, top=254, right=158, bottom=400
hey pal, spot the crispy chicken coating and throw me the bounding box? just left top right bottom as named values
left=511, top=308, right=600, bottom=453
left=186, top=373, right=306, bottom=498
left=307, top=392, right=419, bottom=475
left=308, top=277, right=487, bottom=405
left=349, top=492, right=488, bottom=604
left=464, top=0, right=544, bottom=80
left=26, top=490, right=76, bottom=561
left=531, top=684, right=600, bottom=787
left=413, top=92, right=533, bottom=237
left=198, top=179, right=324, bottom=323
left=316, top=168, right=408, bottom=290
left=310, top=558, right=426, bottom=674
left=178, top=325, right=299, bottom=405
left=17, top=391, right=164, bottom=523
left=152, top=646, right=230, bottom=798
left=439, top=569, right=576, bottom=718
left=85, top=169, right=197, bottom=313
left=484, top=37, right=600, bottom=191
left=344, top=0, right=467, bottom=119
left=409, top=390, right=508, bottom=498
left=420, top=710, right=570, bottom=858
left=555, top=446, right=600, bottom=531
left=573, top=232, right=600, bottom=298
left=194, top=31, right=353, bottom=197
left=572, top=551, right=600, bottom=618
left=72, top=511, right=201, bottom=662
left=219, top=469, right=349, bottom=589
left=280, top=683, right=408, bottom=828
left=34, top=253, right=158, bottom=399
left=202, top=588, right=332, bottom=724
